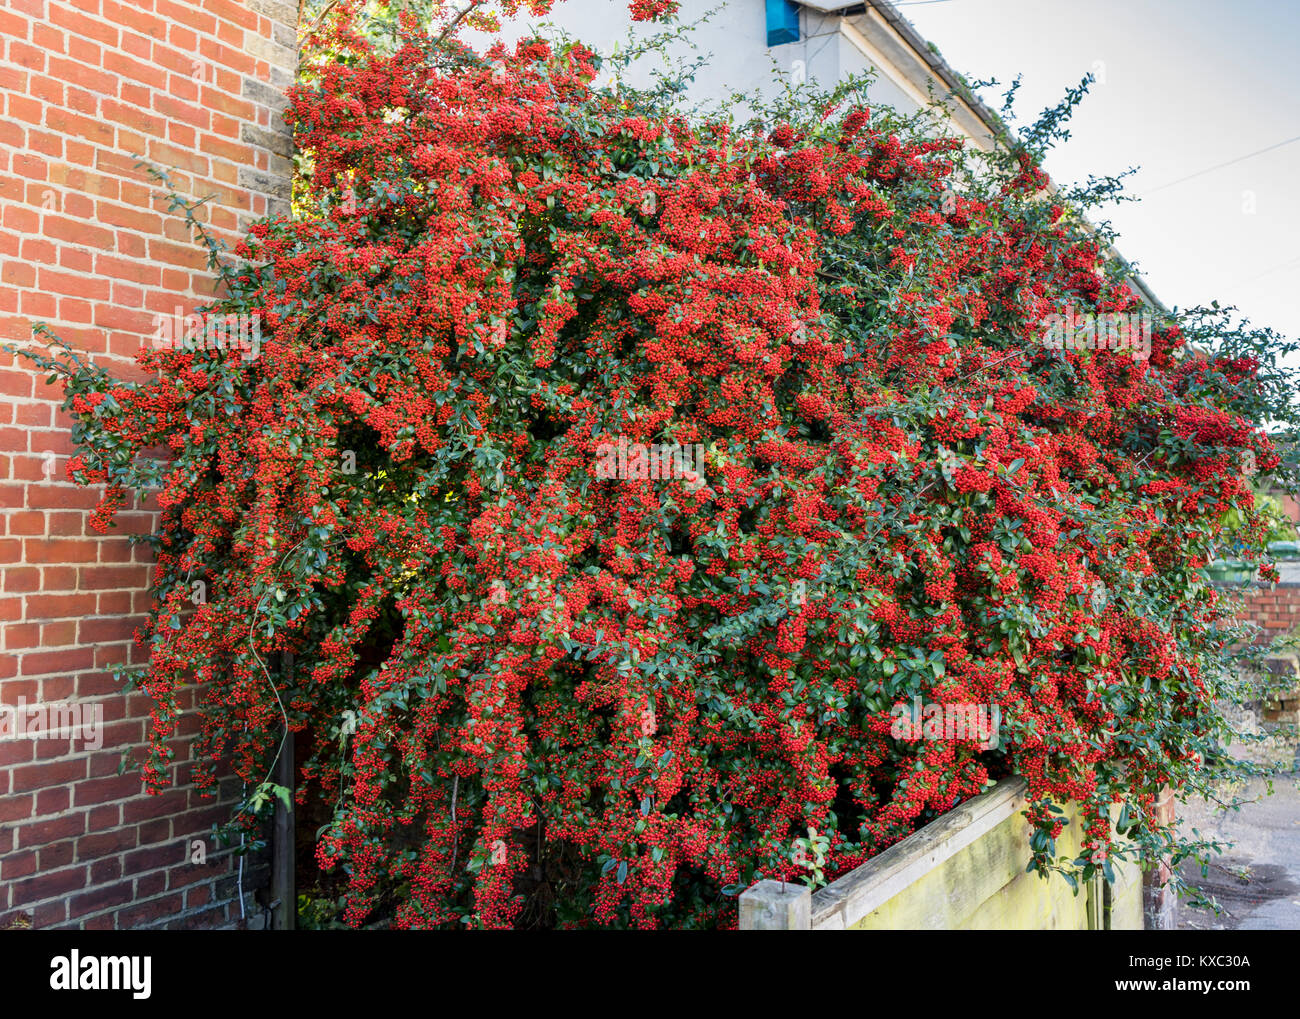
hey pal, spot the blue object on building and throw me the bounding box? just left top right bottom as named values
left=766, top=0, right=801, bottom=47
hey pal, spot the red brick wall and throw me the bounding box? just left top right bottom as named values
left=0, top=0, right=296, bottom=929
left=1234, top=488, right=1300, bottom=643
left=1274, top=492, right=1299, bottom=527
left=1240, top=584, right=1300, bottom=644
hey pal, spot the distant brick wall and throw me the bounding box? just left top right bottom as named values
left=0, top=0, right=296, bottom=930
left=1275, top=492, right=1299, bottom=527
left=1239, top=582, right=1300, bottom=645
left=1241, top=491, right=1300, bottom=642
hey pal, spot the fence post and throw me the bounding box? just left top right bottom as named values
left=1086, top=872, right=1104, bottom=930
left=738, top=880, right=812, bottom=930
left=270, top=652, right=296, bottom=931
left=1142, top=785, right=1178, bottom=930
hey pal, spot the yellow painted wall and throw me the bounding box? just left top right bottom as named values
left=841, top=796, right=1143, bottom=931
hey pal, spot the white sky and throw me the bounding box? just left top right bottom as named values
left=896, top=0, right=1299, bottom=348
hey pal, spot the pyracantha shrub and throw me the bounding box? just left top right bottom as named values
left=14, top=0, right=1299, bottom=927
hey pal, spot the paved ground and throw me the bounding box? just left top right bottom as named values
left=1176, top=729, right=1300, bottom=930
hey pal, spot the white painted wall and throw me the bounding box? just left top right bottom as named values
left=467, top=1, right=925, bottom=122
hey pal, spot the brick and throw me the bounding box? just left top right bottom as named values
left=44, top=214, right=115, bottom=250
left=11, top=864, right=86, bottom=904
left=11, top=756, right=87, bottom=793
left=0, top=736, right=34, bottom=768
left=122, top=843, right=182, bottom=876
left=92, top=253, right=161, bottom=287
left=85, top=802, right=120, bottom=832
left=118, top=892, right=182, bottom=928
left=40, top=565, right=79, bottom=590
left=152, top=92, right=211, bottom=130
left=36, top=674, right=75, bottom=702
left=167, top=863, right=212, bottom=890
left=39, top=838, right=75, bottom=869
left=104, top=48, right=167, bottom=89
left=0, top=850, right=38, bottom=881
left=77, top=615, right=138, bottom=644
left=0, top=792, right=33, bottom=824
left=88, top=855, right=122, bottom=884
left=0, top=10, right=29, bottom=38
left=138, top=817, right=170, bottom=845
left=45, top=512, right=81, bottom=536
left=29, top=73, right=64, bottom=105
left=76, top=825, right=137, bottom=858
left=69, top=880, right=134, bottom=919
left=31, top=734, right=74, bottom=760
left=19, top=646, right=95, bottom=675
left=33, top=898, right=69, bottom=928
left=47, top=55, right=118, bottom=96
left=22, top=590, right=98, bottom=621
left=122, top=787, right=186, bottom=823
left=77, top=670, right=127, bottom=698
left=8, top=41, right=47, bottom=71
left=16, top=808, right=87, bottom=848
left=45, top=107, right=114, bottom=147
left=134, top=870, right=166, bottom=898
left=1, top=262, right=36, bottom=288
left=71, top=771, right=144, bottom=807
left=3, top=564, right=40, bottom=590
left=34, top=785, right=70, bottom=815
